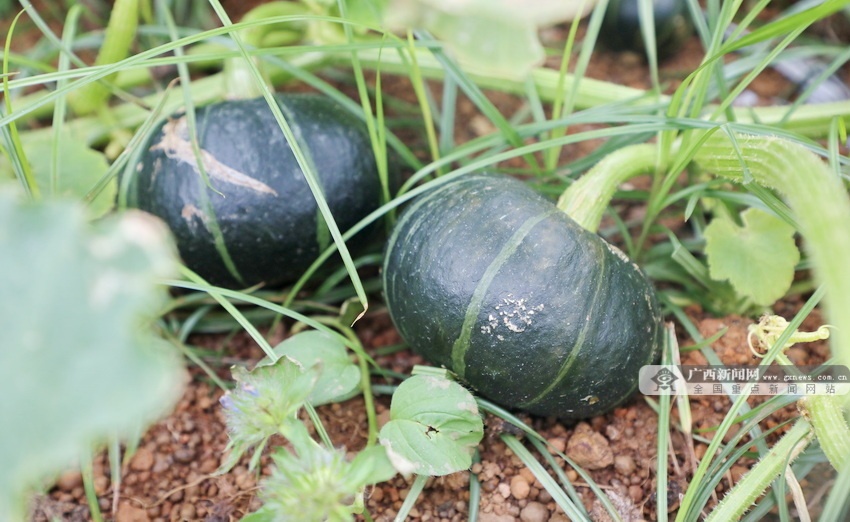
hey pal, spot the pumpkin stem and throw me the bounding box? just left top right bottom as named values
left=556, top=142, right=660, bottom=233
left=704, top=418, right=813, bottom=522
left=68, top=0, right=140, bottom=115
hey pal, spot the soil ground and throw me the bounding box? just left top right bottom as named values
left=34, top=306, right=832, bottom=522
left=14, top=2, right=850, bottom=521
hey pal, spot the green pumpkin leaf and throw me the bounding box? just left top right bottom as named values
left=266, top=330, right=361, bottom=407
left=704, top=207, right=800, bottom=307
left=383, top=0, right=590, bottom=80
left=379, top=375, right=483, bottom=476
left=347, top=444, right=398, bottom=486
left=0, top=191, right=183, bottom=520
left=342, top=0, right=389, bottom=27
left=0, top=130, right=115, bottom=217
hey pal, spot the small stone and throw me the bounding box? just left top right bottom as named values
left=614, top=455, right=636, bottom=476
left=377, top=409, right=392, bottom=430
left=180, top=504, right=196, bottom=519
left=94, top=475, right=109, bottom=495
left=519, top=467, right=536, bottom=485
left=510, top=475, right=531, bottom=500
left=478, top=513, right=515, bottom=522
left=235, top=470, right=256, bottom=490
left=115, top=502, right=150, bottom=522
left=56, top=470, right=83, bottom=491
left=565, top=422, right=613, bottom=470
left=731, top=465, right=748, bottom=482
left=174, top=446, right=196, bottom=464
left=152, top=455, right=170, bottom=474
left=629, top=485, right=643, bottom=503
left=199, top=458, right=218, bottom=474
left=130, top=447, right=154, bottom=472
left=497, top=482, right=511, bottom=498
left=520, top=501, right=549, bottom=522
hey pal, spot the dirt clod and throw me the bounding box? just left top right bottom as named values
left=520, top=501, right=549, bottom=522
left=479, top=513, right=516, bottom=522
left=566, top=422, right=614, bottom=470
left=510, top=474, right=531, bottom=500
left=614, top=455, right=636, bottom=476
left=116, top=502, right=150, bottom=522
left=129, top=447, right=155, bottom=472
left=55, top=470, right=83, bottom=491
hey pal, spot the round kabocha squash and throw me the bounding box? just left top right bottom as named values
left=383, top=174, right=664, bottom=418
left=126, top=93, right=383, bottom=288
left=599, top=0, right=693, bottom=59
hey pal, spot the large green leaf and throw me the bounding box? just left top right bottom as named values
left=268, top=330, right=361, bottom=407
left=0, top=130, right=114, bottom=217
left=379, top=375, right=483, bottom=476
left=0, top=190, right=184, bottom=520
left=383, top=0, right=592, bottom=80
left=704, top=207, right=800, bottom=307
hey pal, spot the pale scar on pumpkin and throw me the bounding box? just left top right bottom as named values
left=181, top=204, right=208, bottom=230
left=151, top=117, right=278, bottom=196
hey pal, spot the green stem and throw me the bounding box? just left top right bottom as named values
left=561, top=131, right=850, bottom=373
left=3, top=10, right=39, bottom=199
left=12, top=42, right=850, bottom=143
left=393, top=474, right=428, bottom=522
left=338, top=48, right=850, bottom=136
left=705, top=418, right=812, bottom=522
left=69, top=0, right=139, bottom=115
left=693, top=132, right=850, bottom=374
left=557, top=143, right=660, bottom=232
left=799, top=395, right=850, bottom=471
left=80, top=446, right=104, bottom=522
left=560, top=131, right=850, bottom=477
left=773, top=354, right=849, bottom=472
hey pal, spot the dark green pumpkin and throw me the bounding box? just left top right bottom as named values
left=599, top=0, right=693, bottom=59
left=126, top=93, right=383, bottom=288
left=383, top=174, right=664, bottom=418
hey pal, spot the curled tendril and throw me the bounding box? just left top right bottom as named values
left=747, top=314, right=832, bottom=359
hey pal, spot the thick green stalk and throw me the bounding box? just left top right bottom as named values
left=69, top=0, right=139, bottom=115
left=750, top=318, right=850, bottom=472
left=24, top=74, right=225, bottom=146
left=705, top=418, right=813, bottom=522
left=10, top=42, right=850, bottom=139
left=557, top=143, right=659, bottom=231
left=561, top=131, right=850, bottom=374
left=694, top=132, right=850, bottom=373
left=799, top=395, right=850, bottom=471
left=560, top=131, right=850, bottom=477
left=338, top=48, right=850, bottom=135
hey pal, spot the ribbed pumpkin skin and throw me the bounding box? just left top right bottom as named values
left=383, top=174, right=664, bottom=418
left=127, top=94, right=381, bottom=287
